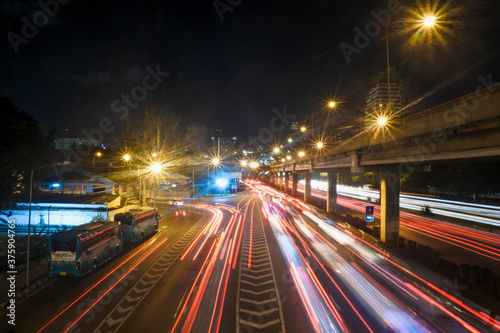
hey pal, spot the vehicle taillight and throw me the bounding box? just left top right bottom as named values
left=182, top=211, right=186, bottom=216
left=75, top=261, right=80, bottom=271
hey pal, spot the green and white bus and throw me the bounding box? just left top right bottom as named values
left=49, top=221, right=123, bottom=277
left=114, top=207, right=159, bottom=242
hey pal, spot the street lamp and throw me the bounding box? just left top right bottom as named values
left=386, top=8, right=439, bottom=115
left=377, top=116, right=388, bottom=126
left=423, top=16, right=436, bottom=27
left=327, top=100, right=337, bottom=109
left=93, top=151, right=102, bottom=166
left=207, top=156, right=222, bottom=194
left=149, top=162, right=163, bottom=208
left=27, top=161, right=69, bottom=286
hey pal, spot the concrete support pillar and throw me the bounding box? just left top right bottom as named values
left=304, top=173, right=312, bottom=202
left=284, top=172, right=289, bottom=193
left=292, top=173, right=298, bottom=196
left=270, top=172, right=275, bottom=184
left=327, top=172, right=337, bottom=213
left=380, top=169, right=400, bottom=244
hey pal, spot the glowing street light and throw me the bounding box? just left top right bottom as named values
left=286, top=155, right=292, bottom=160
left=316, top=141, right=324, bottom=149
left=123, top=154, right=131, bottom=161
left=300, top=126, right=307, bottom=133
left=93, top=151, right=102, bottom=166
left=273, top=147, right=280, bottom=154
left=423, top=15, right=437, bottom=27
left=327, top=100, right=338, bottom=109
left=150, top=162, right=163, bottom=174
left=212, top=157, right=220, bottom=166
left=240, top=160, right=248, bottom=167
left=298, top=151, right=305, bottom=158
left=377, top=116, right=388, bottom=126
left=249, top=161, right=259, bottom=169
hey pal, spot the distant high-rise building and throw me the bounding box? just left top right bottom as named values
left=55, top=137, right=98, bottom=150
left=290, top=114, right=299, bottom=132
left=365, top=66, right=404, bottom=126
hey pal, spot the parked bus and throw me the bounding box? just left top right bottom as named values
left=49, top=221, right=123, bottom=277
left=114, top=207, right=159, bottom=242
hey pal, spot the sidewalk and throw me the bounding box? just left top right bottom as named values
left=0, top=256, right=50, bottom=310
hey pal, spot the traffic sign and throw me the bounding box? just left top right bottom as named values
left=365, top=206, right=374, bottom=215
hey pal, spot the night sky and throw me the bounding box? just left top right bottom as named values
left=1, top=0, right=500, bottom=143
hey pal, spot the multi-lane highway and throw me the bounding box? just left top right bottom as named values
left=3, top=184, right=500, bottom=332
left=306, top=181, right=500, bottom=226
left=294, top=183, right=500, bottom=277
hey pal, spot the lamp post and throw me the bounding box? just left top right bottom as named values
left=27, top=161, right=69, bottom=286
left=385, top=13, right=438, bottom=115
left=149, top=162, right=163, bottom=209
left=207, top=157, right=221, bottom=194
left=93, top=151, right=102, bottom=166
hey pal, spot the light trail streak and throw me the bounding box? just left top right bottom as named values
left=173, top=203, right=242, bottom=333
left=252, top=181, right=499, bottom=331
left=180, top=207, right=218, bottom=261
left=265, top=200, right=348, bottom=332
left=303, top=182, right=500, bottom=226
left=304, top=202, right=500, bottom=331
left=62, top=236, right=170, bottom=333
left=248, top=200, right=254, bottom=268
left=36, top=235, right=162, bottom=332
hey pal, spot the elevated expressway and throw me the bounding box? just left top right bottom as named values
left=271, top=84, right=500, bottom=244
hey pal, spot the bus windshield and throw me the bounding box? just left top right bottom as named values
left=51, top=238, right=77, bottom=252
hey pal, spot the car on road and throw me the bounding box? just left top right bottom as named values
left=175, top=209, right=186, bottom=219
left=167, top=199, right=184, bottom=205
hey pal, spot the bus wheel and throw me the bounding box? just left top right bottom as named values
left=154, top=223, right=158, bottom=230
left=92, top=259, right=98, bottom=273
